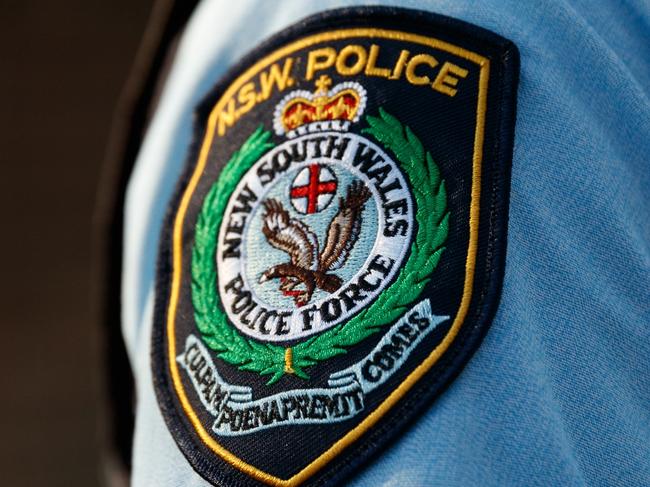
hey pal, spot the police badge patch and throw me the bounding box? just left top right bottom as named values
left=152, top=7, right=518, bottom=486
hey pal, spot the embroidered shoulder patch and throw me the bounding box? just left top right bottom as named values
left=152, top=7, right=518, bottom=486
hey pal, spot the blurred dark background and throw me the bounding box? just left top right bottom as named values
left=0, top=1, right=154, bottom=485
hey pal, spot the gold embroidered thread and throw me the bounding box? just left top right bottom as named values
left=284, top=348, right=295, bottom=374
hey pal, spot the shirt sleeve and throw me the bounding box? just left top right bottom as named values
left=122, top=1, right=650, bottom=486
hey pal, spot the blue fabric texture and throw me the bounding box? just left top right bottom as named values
left=122, top=1, right=650, bottom=485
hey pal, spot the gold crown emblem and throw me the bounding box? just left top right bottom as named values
left=273, top=75, right=367, bottom=137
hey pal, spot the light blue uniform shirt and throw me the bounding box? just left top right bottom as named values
left=122, top=1, right=650, bottom=485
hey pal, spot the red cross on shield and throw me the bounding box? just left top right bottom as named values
left=289, top=164, right=338, bottom=214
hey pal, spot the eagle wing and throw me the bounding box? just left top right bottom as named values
left=319, top=181, right=371, bottom=272
left=261, top=199, right=319, bottom=271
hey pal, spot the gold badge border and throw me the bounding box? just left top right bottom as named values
left=166, top=28, right=489, bottom=486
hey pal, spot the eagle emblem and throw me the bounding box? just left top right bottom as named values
left=259, top=180, right=371, bottom=306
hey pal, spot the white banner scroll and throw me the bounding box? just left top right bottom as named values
left=177, top=299, right=448, bottom=436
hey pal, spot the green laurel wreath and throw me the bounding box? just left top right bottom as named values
left=192, top=109, right=449, bottom=384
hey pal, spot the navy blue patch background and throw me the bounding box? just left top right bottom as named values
left=152, top=7, right=518, bottom=486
